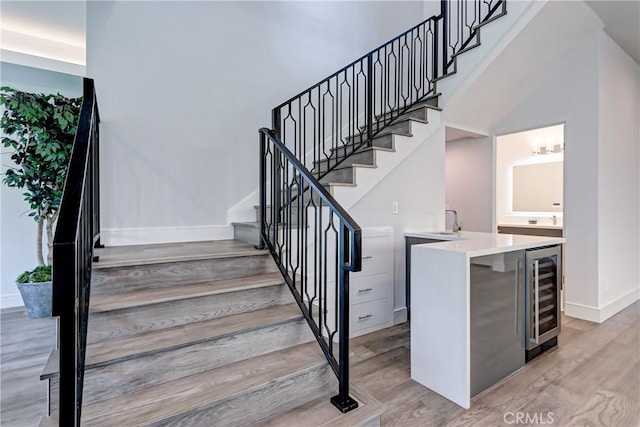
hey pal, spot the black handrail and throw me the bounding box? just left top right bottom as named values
left=259, top=128, right=361, bottom=412
left=52, top=77, right=100, bottom=426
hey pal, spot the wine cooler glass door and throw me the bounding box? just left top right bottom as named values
left=526, top=246, right=561, bottom=350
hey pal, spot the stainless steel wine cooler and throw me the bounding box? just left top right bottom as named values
left=525, top=245, right=562, bottom=361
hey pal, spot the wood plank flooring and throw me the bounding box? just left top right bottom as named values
left=0, top=307, right=56, bottom=427
left=347, top=302, right=640, bottom=426
left=2, top=302, right=638, bottom=426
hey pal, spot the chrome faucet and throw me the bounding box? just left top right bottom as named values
left=445, top=209, right=461, bottom=232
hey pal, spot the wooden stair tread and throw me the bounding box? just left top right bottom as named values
left=86, top=303, right=302, bottom=366
left=94, top=239, right=267, bottom=269
left=81, top=342, right=327, bottom=426
left=90, top=272, right=285, bottom=313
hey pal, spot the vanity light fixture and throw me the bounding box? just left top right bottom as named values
left=533, top=143, right=564, bottom=155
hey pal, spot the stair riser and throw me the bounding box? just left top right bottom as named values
left=315, top=150, right=376, bottom=175
left=87, top=284, right=290, bottom=343
left=372, top=106, right=428, bottom=126
left=253, top=206, right=303, bottom=225
left=353, top=119, right=411, bottom=141
left=83, top=317, right=314, bottom=405
left=150, top=364, right=336, bottom=427
left=234, top=223, right=262, bottom=246
left=331, top=133, right=398, bottom=159
left=320, top=167, right=354, bottom=185
left=92, top=255, right=276, bottom=295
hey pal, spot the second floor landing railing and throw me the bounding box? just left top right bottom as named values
left=271, top=0, right=506, bottom=181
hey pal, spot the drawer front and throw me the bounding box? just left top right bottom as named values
left=351, top=298, right=392, bottom=332
left=354, top=235, right=392, bottom=277
left=350, top=273, right=391, bottom=304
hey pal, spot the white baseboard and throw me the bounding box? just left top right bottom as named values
left=394, top=307, right=407, bottom=324
left=599, top=288, right=640, bottom=323
left=101, top=225, right=234, bottom=246
left=564, top=301, right=601, bottom=323
left=565, top=287, right=639, bottom=323
left=1, top=293, right=24, bottom=309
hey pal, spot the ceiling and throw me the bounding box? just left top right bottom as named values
left=0, top=1, right=637, bottom=66
left=586, top=0, right=640, bottom=64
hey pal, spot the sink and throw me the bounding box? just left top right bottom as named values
left=437, top=231, right=456, bottom=235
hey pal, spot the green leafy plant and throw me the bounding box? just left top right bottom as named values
left=1, top=87, right=82, bottom=269
left=16, top=265, right=52, bottom=284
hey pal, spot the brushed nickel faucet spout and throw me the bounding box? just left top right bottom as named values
left=445, top=209, right=461, bottom=232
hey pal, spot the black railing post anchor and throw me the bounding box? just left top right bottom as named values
left=257, top=131, right=267, bottom=250
left=330, top=225, right=358, bottom=413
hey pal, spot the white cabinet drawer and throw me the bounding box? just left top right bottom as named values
left=354, top=235, right=392, bottom=277
left=351, top=298, right=392, bottom=333
left=350, top=273, right=391, bottom=304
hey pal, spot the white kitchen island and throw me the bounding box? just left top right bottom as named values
left=406, top=230, right=565, bottom=408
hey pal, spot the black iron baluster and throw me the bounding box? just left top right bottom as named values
left=272, top=108, right=281, bottom=137
left=366, top=54, right=373, bottom=147
left=442, top=0, right=449, bottom=74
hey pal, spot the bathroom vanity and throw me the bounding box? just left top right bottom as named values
left=405, top=230, right=565, bottom=408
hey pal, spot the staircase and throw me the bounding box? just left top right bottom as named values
left=41, top=241, right=384, bottom=426
left=47, top=2, right=511, bottom=425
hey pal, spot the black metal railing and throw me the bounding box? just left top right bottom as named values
left=272, top=0, right=505, bottom=180
left=441, top=0, right=508, bottom=76
left=261, top=0, right=507, bottom=414
left=52, top=77, right=100, bottom=426
left=259, top=128, right=362, bottom=412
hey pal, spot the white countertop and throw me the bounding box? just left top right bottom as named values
left=404, top=230, right=565, bottom=257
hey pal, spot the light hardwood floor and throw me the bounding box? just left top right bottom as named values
left=1, top=303, right=638, bottom=426
left=0, top=307, right=57, bottom=427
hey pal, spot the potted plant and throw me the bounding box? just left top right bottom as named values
left=1, top=87, right=81, bottom=318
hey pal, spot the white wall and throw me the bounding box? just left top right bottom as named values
left=492, top=29, right=640, bottom=322
left=442, top=0, right=602, bottom=133
left=493, top=33, right=601, bottom=317
left=445, top=136, right=493, bottom=232
left=86, top=1, right=425, bottom=245
left=349, top=126, right=446, bottom=321
left=495, top=124, right=564, bottom=227
left=0, top=62, right=83, bottom=308
left=596, top=32, right=640, bottom=320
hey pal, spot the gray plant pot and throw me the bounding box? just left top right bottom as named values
left=16, top=281, right=52, bottom=318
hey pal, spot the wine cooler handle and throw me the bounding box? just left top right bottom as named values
left=514, top=258, right=519, bottom=336
left=532, top=260, right=540, bottom=345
